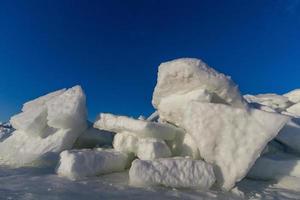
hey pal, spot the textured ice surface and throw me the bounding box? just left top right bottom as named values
left=276, top=120, right=300, bottom=154
left=286, top=103, right=300, bottom=117
left=57, top=148, right=128, bottom=180
left=0, top=129, right=82, bottom=167
left=94, top=113, right=180, bottom=140
left=22, top=89, right=66, bottom=112
left=10, top=106, right=48, bottom=137
left=0, top=122, right=14, bottom=142
left=183, top=102, right=289, bottom=190
left=284, top=89, right=300, bottom=103
left=129, top=158, right=215, bottom=189
left=137, top=138, right=171, bottom=160
left=113, top=132, right=139, bottom=154
left=46, top=85, right=87, bottom=130
left=152, top=58, right=246, bottom=110
left=248, top=153, right=300, bottom=181
left=73, top=127, right=113, bottom=149
left=244, top=94, right=292, bottom=112
left=166, top=130, right=200, bottom=159
left=156, top=88, right=212, bottom=127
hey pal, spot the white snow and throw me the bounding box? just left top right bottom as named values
left=94, top=113, right=180, bottom=140
left=57, top=148, right=128, bottom=180
left=136, top=138, right=171, bottom=160
left=183, top=102, right=289, bottom=190
left=129, top=158, right=215, bottom=189
left=113, top=132, right=139, bottom=154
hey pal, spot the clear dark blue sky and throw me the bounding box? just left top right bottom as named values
left=0, top=0, right=300, bottom=121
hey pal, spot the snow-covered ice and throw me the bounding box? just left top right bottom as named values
left=136, top=138, right=171, bottom=160
left=166, top=130, right=200, bottom=159
left=152, top=58, right=247, bottom=111
left=113, top=132, right=139, bottom=154
left=57, top=148, right=128, bottom=180
left=10, top=106, right=48, bottom=137
left=94, top=113, right=180, bottom=140
left=183, top=102, right=289, bottom=190
left=129, top=158, right=215, bottom=189
left=46, top=86, right=87, bottom=130
left=0, top=86, right=88, bottom=167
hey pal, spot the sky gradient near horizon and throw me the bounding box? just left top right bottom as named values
left=0, top=0, right=300, bottom=121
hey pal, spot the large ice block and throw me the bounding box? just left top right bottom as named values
left=57, top=148, right=128, bottom=180
left=183, top=102, right=289, bottom=190
left=46, top=85, right=87, bottom=130
left=129, top=158, right=215, bottom=189
left=152, top=58, right=246, bottom=110
left=136, top=138, right=171, bottom=160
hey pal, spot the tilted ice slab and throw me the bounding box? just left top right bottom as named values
left=156, top=88, right=212, bottom=127
left=57, top=148, right=128, bottom=180
left=136, top=138, right=171, bottom=160
left=46, top=86, right=87, bottom=129
left=22, top=88, right=66, bottom=112
left=10, top=106, right=48, bottom=137
left=247, top=153, right=300, bottom=181
left=284, top=89, right=300, bottom=103
left=276, top=119, right=300, bottom=154
left=0, top=129, right=82, bottom=167
left=152, top=58, right=247, bottom=110
left=113, top=132, right=139, bottom=154
left=129, top=158, right=215, bottom=189
left=183, top=102, right=289, bottom=190
left=94, top=113, right=180, bottom=140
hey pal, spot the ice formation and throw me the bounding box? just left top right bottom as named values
left=113, top=132, right=139, bottom=154
left=136, top=138, right=171, bottom=160
left=0, top=86, right=88, bottom=167
left=57, top=148, right=129, bottom=180
left=2, top=57, right=300, bottom=195
left=94, top=113, right=180, bottom=140
left=183, top=102, right=289, bottom=190
left=129, top=158, right=215, bottom=189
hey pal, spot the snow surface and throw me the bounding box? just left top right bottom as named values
left=129, top=158, right=216, bottom=189
left=57, top=148, right=128, bottom=180
left=183, top=102, right=289, bottom=190
left=113, top=132, right=139, bottom=154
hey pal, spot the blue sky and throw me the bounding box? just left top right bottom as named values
left=0, top=0, right=300, bottom=121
